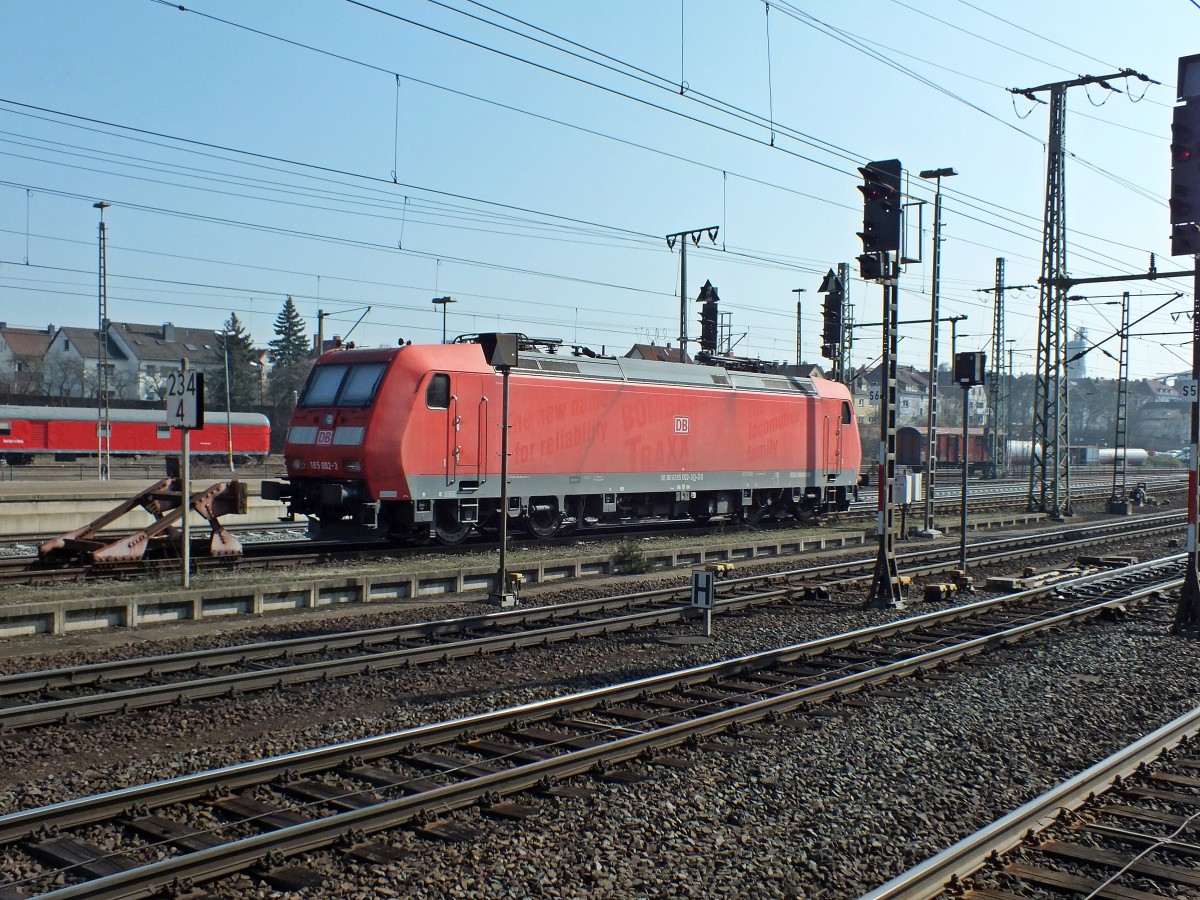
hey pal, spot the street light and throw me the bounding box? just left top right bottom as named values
left=432, top=296, right=455, bottom=343
left=252, top=357, right=264, bottom=405
left=917, top=167, right=956, bottom=537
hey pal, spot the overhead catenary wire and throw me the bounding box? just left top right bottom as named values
left=0, top=2, right=1176, bottom=369
left=134, top=2, right=1176, bottom=272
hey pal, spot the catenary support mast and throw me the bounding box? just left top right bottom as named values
left=837, top=261, right=852, bottom=385
left=665, top=227, right=718, bottom=355
left=1110, top=292, right=1131, bottom=506
left=989, top=259, right=1006, bottom=477
left=1010, top=71, right=1143, bottom=517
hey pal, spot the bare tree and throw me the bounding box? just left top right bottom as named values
left=9, top=355, right=45, bottom=397
left=141, top=368, right=171, bottom=402
left=44, top=356, right=93, bottom=401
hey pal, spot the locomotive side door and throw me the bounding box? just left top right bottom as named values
left=836, top=400, right=851, bottom=469
left=446, top=374, right=488, bottom=488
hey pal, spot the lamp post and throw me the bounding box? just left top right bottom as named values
left=432, top=296, right=455, bottom=343
left=254, top=358, right=264, bottom=405
left=917, top=167, right=956, bottom=536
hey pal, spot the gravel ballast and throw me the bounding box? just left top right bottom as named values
left=0, top=534, right=1194, bottom=898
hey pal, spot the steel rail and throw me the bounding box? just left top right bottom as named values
left=1, top=477, right=1180, bottom=581
left=860, top=702, right=1200, bottom=900
left=0, top=515, right=1183, bottom=731
left=0, top=557, right=1179, bottom=849
left=9, top=565, right=1181, bottom=899
left=6, top=507, right=1178, bottom=684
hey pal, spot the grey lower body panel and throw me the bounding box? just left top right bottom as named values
left=401, top=468, right=858, bottom=503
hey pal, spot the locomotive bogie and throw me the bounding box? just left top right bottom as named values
left=271, top=339, right=862, bottom=544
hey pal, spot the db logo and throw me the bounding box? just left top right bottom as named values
left=316, top=430, right=334, bottom=445
left=674, top=417, right=689, bottom=434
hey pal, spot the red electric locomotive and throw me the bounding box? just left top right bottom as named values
left=264, top=335, right=862, bottom=543
left=0, top=404, right=271, bottom=465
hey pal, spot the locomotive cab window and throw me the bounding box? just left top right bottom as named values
left=841, top=401, right=852, bottom=425
left=338, top=362, right=387, bottom=406
left=299, top=365, right=348, bottom=407
left=426, top=373, right=450, bottom=409
left=299, top=362, right=389, bottom=408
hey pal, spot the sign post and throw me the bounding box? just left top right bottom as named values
left=954, top=351, right=986, bottom=576
left=691, top=568, right=715, bottom=637
left=485, top=334, right=520, bottom=608
left=166, top=359, right=203, bottom=589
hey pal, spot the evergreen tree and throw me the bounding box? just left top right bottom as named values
left=212, top=312, right=259, bottom=410
left=266, top=296, right=314, bottom=415
left=268, top=296, right=310, bottom=367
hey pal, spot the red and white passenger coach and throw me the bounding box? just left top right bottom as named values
left=265, top=335, right=862, bottom=543
left=0, top=404, right=271, bottom=465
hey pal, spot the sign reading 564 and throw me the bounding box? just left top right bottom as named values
left=165, top=369, right=205, bottom=429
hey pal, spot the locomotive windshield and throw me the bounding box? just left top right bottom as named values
left=298, top=361, right=389, bottom=408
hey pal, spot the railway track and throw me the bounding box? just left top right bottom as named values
left=0, top=556, right=1182, bottom=898
left=865, top=703, right=1200, bottom=899
left=0, top=512, right=1182, bottom=732
left=0, top=478, right=1182, bottom=587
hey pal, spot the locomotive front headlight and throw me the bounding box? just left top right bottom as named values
left=345, top=459, right=362, bottom=473
left=291, top=458, right=305, bottom=471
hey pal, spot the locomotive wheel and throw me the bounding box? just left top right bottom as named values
left=524, top=504, right=562, bottom=540
left=433, top=501, right=472, bottom=545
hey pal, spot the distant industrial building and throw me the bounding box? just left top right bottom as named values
left=1066, top=327, right=1087, bottom=381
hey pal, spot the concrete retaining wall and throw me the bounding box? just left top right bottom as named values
left=0, top=530, right=871, bottom=638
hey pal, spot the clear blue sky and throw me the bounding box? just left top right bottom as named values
left=0, top=0, right=1194, bottom=380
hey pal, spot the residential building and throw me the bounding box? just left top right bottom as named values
left=41, top=321, right=240, bottom=402
left=109, top=322, right=228, bottom=401
left=0, top=323, right=54, bottom=394
left=625, top=342, right=689, bottom=364
left=851, top=364, right=931, bottom=426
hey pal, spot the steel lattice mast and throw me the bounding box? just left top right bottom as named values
left=1111, top=292, right=1131, bottom=505
left=1011, top=71, right=1137, bottom=517
left=837, top=261, right=852, bottom=385
left=94, top=201, right=111, bottom=481
left=1031, top=83, right=1069, bottom=517
left=976, top=261, right=1035, bottom=480
left=989, top=258, right=1006, bottom=477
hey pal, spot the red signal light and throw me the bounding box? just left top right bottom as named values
left=857, top=159, right=902, bottom=255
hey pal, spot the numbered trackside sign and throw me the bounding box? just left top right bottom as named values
left=165, top=369, right=205, bottom=429
left=1180, top=378, right=1198, bottom=402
